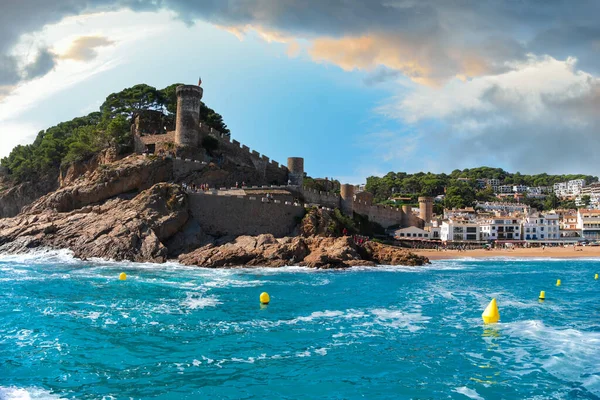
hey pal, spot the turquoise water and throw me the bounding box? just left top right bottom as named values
left=1, top=252, right=600, bottom=399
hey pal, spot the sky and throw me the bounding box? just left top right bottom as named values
left=1, top=0, right=599, bottom=183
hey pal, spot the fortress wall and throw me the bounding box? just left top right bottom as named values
left=138, top=131, right=176, bottom=148
left=188, top=193, right=305, bottom=237
left=366, top=205, right=405, bottom=228
left=133, top=133, right=146, bottom=154
left=216, top=137, right=289, bottom=185
left=301, top=187, right=340, bottom=208
left=407, top=213, right=425, bottom=229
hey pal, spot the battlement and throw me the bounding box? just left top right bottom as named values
left=176, top=85, right=203, bottom=97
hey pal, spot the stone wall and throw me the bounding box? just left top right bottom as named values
left=301, top=187, right=341, bottom=208
left=213, top=133, right=289, bottom=185
left=188, top=193, right=305, bottom=237
left=352, top=201, right=423, bottom=229
left=172, top=158, right=208, bottom=179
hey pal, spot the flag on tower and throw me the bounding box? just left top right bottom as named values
left=198, top=76, right=202, bottom=86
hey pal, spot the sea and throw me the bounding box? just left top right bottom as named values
left=1, top=250, right=599, bottom=399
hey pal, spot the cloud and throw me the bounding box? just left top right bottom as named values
left=2, top=1, right=600, bottom=89
left=59, top=35, right=115, bottom=61
left=377, top=56, right=600, bottom=174
left=24, top=48, right=57, bottom=79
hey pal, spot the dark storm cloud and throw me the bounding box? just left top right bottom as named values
left=1, top=0, right=600, bottom=88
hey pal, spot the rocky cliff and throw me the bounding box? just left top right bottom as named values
left=0, top=155, right=428, bottom=267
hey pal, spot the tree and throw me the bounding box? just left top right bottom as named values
left=100, top=84, right=164, bottom=119
left=581, top=195, right=591, bottom=207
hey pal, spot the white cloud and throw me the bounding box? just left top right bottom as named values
left=374, top=55, right=600, bottom=174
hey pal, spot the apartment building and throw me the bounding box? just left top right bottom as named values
left=577, top=209, right=600, bottom=240
left=440, top=219, right=483, bottom=242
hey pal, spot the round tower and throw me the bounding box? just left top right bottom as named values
left=175, top=85, right=203, bottom=147
left=401, top=205, right=412, bottom=227
left=418, top=196, right=434, bottom=223
left=287, top=157, right=304, bottom=186
left=340, top=184, right=355, bottom=216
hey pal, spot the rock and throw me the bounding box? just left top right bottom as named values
left=0, top=180, right=189, bottom=263
left=179, top=234, right=428, bottom=269
left=23, top=154, right=173, bottom=214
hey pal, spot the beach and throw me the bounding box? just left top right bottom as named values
left=412, top=245, right=600, bottom=260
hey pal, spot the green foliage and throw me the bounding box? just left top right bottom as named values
left=1, top=83, right=229, bottom=183
left=331, top=208, right=358, bottom=235
left=201, top=135, right=219, bottom=153
left=366, top=166, right=598, bottom=210
left=303, top=177, right=340, bottom=192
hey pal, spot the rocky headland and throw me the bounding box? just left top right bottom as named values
left=0, top=155, right=429, bottom=268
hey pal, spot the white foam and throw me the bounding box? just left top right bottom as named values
left=369, top=308, right=430, bottom=332
left=453, top=386, right=484, bottom=400
left=0, top=248, right=77, bottom=265
left=181, top=293, right=221, bottom=309
left=0, top=386, right=66, bottom=400
left=502, top=320, right=600, bottom=396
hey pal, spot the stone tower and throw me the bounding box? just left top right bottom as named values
left=418, top=196, right=434, bottom=223
left=175, top=85, right=203, bottom=147
left=340, top=184, right=355, bottom=216
left=287, top=157, right=304, bottom=186
left=401, top=205, right=412, bottom=227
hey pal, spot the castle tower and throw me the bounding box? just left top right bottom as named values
left=340, top=184, right=355, bottom=216
left=401, top=205, right=412, bottom=227
left=175, top=85, right=203, bottom=147
left=287, top=157, right=304, bottom=186
left=418, top=196, right=434, bottom=223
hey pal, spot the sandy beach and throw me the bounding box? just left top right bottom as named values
left=412, top=246, right=600, bottom=260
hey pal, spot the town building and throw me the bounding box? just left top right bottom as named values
left=440, top=219, right=483, bottom=242
left=475, top=202, right=529, bottom=214
left=480, top=217, right=522, bottom=241
left=512, top=185, right=528, bottom=193
left=392, top=226, right=432, bottom=240
left=522, top=213, right=560, bottom=241
left=577, top=209, right=600, bottom=240
left=554, top=179, right=586, bottom=198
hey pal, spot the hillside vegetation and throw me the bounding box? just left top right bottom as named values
left=1, top=83, right=229, bottom=183
left=366, top=167, right=598, bottom=211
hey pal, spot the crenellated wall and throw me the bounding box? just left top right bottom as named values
left=301, top=187, right=341, bottom=208
left=188, top=192, right=305, bottom=237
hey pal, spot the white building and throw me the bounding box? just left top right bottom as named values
left=554, top=179, right=586, bottom=197
left=523, top=213, right=560, bottom=241
left=440, top=219, right=483, bottom=242
left=576, top=183, right=600, bottom=209
left=475, top=202, right=529, bottom=214
left=577, top=209, right=600, bottom=240
left=480, top=217, right=522, bottom=241
left=486, top=178, right=501, bottom=187
left=392, top=226, right=432, bottom=240
left=512, top=185, right=528, bottom=193
left=496, top=185, right=513, bottom=194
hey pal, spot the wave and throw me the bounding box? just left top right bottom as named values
left=0, top=248, right=78, bottom=265
left=0, top=386, right=66, bottom=400
left=501, top=320, right=600, bottom=396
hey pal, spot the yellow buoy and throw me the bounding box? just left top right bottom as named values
left=482, top=298, right=500, bottom=324
left=556, top=279, right=561, bottom=287
left=539, top=291, right=545, bottom=301
left=595, top=274, right=598, bottom=280
left=119, top=272, right=127, bottom=281
left=260, top=292, right=270, bottom=305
